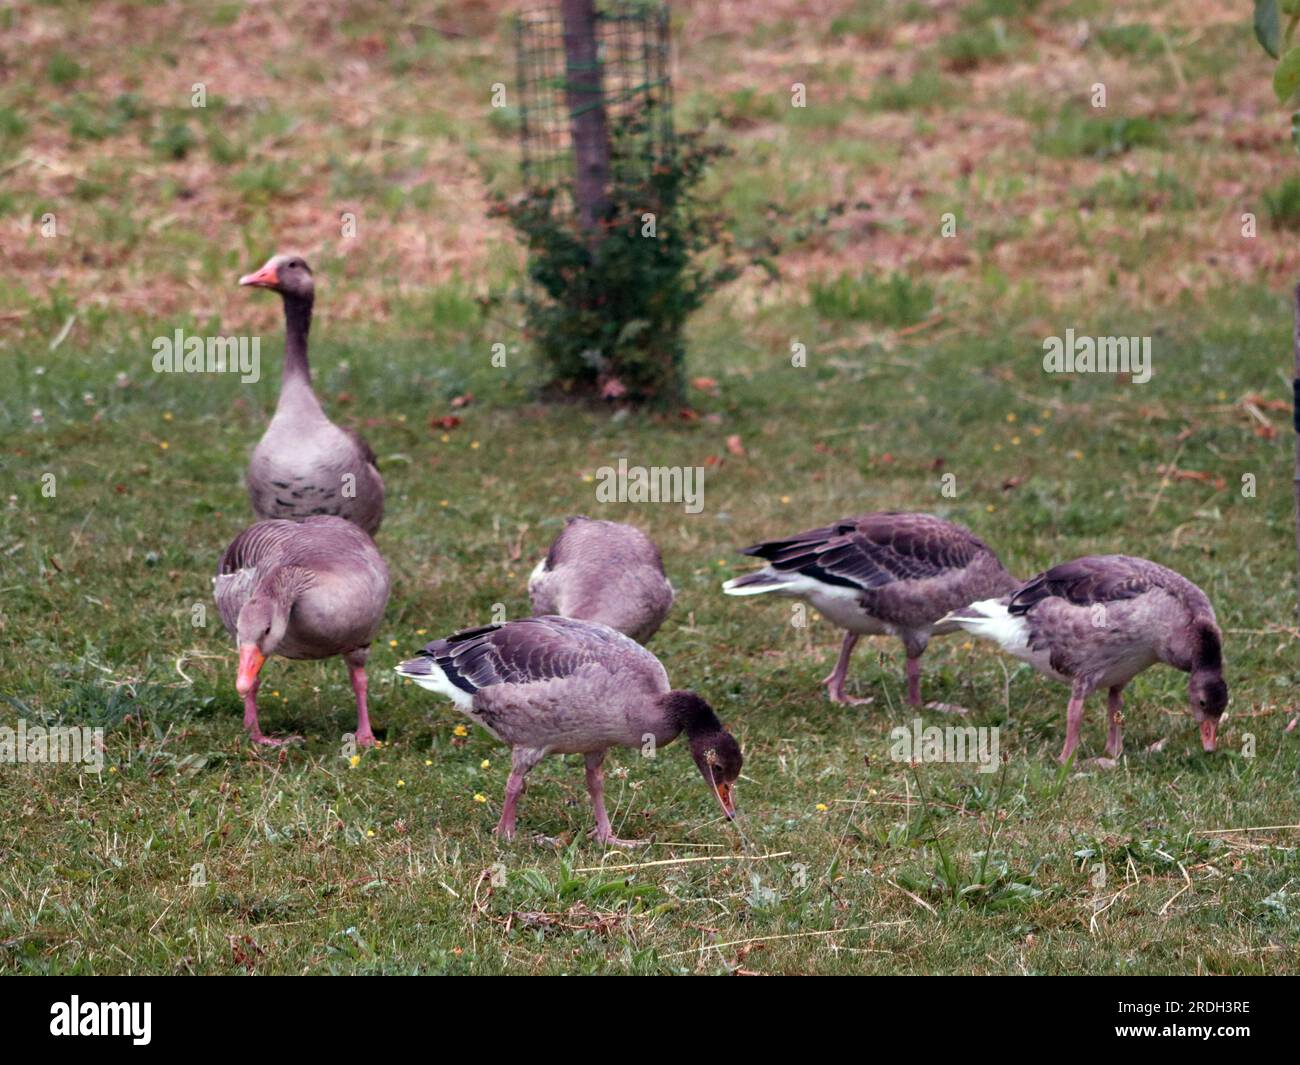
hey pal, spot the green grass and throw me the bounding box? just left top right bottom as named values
left=810, top=271, right=935, bottom=326
left=3, top=281, right=1297, bottom=974
left=1036, top=109, right=1166, bottom=159
left=1, top=0, right=1298, bottom=976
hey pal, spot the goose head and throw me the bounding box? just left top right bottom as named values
left=234, top=596, right=290, bottom=696
left=1187, top=619, right=1227, bottom=752
left=1189, top=670, right=1228, bottom=752
left=663, top=690, right=743, bottom=818
left=239, top=253, right=314, bottom=301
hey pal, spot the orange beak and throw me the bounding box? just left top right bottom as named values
left=239, top=264, right=279, bottom=289
left=715, top=780, right=736, bottom=819
left=1199, top=718, right=1218, bottom=753
left=236, top=644, right=266, bottom=696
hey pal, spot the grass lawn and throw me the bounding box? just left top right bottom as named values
left=1, top=0, right=1298, bottom=975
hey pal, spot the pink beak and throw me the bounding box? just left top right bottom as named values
left=239, top=263, right=279, bottom=289
left=236, top=644, right=266, bottom=696
left=1200, top=718, right=1218, bottom=753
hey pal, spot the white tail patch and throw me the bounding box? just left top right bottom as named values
left=394, top=659, right=475, bottom=711
left=722, top=570, right=804, bottom=596
left=946, top=599, right=1033, bottom=656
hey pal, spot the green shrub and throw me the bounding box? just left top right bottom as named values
left=492, top=126, right=748, bottom=403
left=1264, top=176, right=1300, bottom=229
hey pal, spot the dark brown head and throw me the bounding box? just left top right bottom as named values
left=1188, top=620, right=1227, bottom=751
left=661, top=690, right=743, bottom=818
left=239, top=253, right=314, bottom=302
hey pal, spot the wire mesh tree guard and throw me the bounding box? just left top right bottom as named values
left=514, top=1, right=675, bottom=219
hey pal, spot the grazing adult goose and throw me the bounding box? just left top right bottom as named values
left=942, top=555, right=1228, bottom=764
left=239, top=253, right=384, bottom=535
left=214, top=516, right=390, bottom=747
left=723, top=512, right=1018, bottom=708
left=395, top=615, right=742, bottom=845
left=528, top=516, right=674, bottom=643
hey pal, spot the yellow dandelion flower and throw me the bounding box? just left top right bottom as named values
left=961, top=641, right=973, bottom=651
left=780, top=495, right=791, bottom=504
left=349, top=755, right=361, bottom=768
left=440, top=433, right=450, bottom=443
left=986, top=504, right=995, bottom=512
left=388, top=639, right=397, bottom=647
left=1005, top=413, right=1017, bottom=423
left=109, top=766, right=118, bottom=774
left=162, top=411, right=174, bottom=422
left=366, top=829, right=375, bottom=837
left=453, top=724, right=468, bottom=737
left=473, top=793, right=487, bottom=804
left=1011, top=436, right=1021, bottom=445
left=470, top=440, right=480, bottom=450
left=480, top=759, right=491, bottom=769
left=397, top=779, right=405, bottom=788
left=417, top=629, right=427, bottom=636
left=440, top=499, right=449, bottom=507
left=424, top=759, right=433, bottom=766
left=159, top=441, right=170, bottom=450
left=815, top=803, right=828, bottom=812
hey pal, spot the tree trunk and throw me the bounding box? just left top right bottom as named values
left=1293, top=283, right=1300, bottom=627
left=561, top=0, right=610, bottom=245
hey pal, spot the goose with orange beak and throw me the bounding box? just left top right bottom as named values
left=396, top=616, right=742, bottom=845
left=941, top=555, right=1227, bottom=764
left=238, top=252, right=385, bottom=536
left=215, top=516, right=389, bottom=747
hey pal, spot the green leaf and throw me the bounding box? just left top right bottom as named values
left=1258, top=0, right=1282, bottom=58
left=1275, top=46, right=1300, bottom=103
left=1291, top=110, right=1300, bottom=153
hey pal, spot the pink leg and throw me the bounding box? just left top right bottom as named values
left=585, top=752, right=646, bottom=848
left=1105, top=687, right=1124, bottom=758
left=495, top=747, right=544, bottom=840
left=243, top=677, right=301, bottom=747
left=906, top=655, right=923, bottom=707
left=1058, top=682, right=1090, bottom=764
left=347, top=657, right=375, bottom=748
left=822, top=632, right=872, bottom=705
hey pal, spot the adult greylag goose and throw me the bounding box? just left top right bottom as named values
left=214, top=516, right=390, bottom=746
left=723, top=512, right=1017, bottom=708
left=942, top=555, right=1228, bottom=763
left=395, top=615, right=742, bottom=845
left=528, top=516, right=674, bottom=643
left=239, top=254, right=384, bottom=535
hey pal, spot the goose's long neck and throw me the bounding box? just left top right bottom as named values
left=278, top=293, right=317, bottom=407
